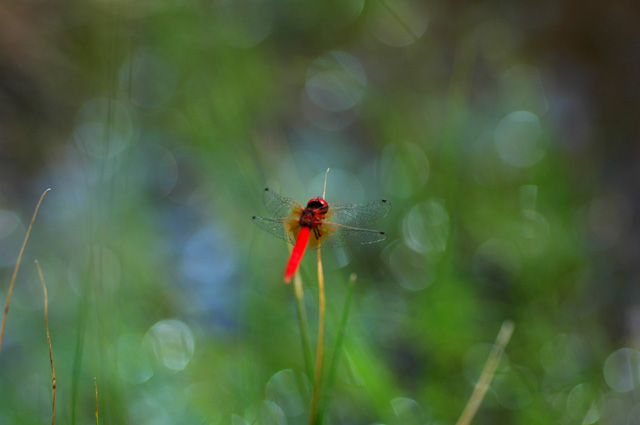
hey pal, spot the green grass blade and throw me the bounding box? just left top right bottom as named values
left=293, top=266, right=314, bottom=380
left=317, top=273, right=357, bottom=424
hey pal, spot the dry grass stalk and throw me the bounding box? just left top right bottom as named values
left=35, top=260, right=56, bottom=425
left=0, top=188, right=50, bottom=353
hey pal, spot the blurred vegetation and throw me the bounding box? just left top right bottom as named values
left=1, top=0, right=640, bottom=424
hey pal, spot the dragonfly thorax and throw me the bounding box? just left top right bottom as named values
left=299, top=197, right=329, bottom=233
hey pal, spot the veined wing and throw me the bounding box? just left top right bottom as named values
left=327, top=199, right=391, bottom=228
left=263, top=188, right=302, bottom=218
left=310, top=221, right=387, bottom=249
left=252, top=216, right=297, bottom=245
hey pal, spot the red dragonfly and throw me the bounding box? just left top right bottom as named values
left=252, top=188, right=391, bottom=283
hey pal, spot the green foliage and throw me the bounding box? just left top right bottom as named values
left=0, top=1, right=633, bottom=424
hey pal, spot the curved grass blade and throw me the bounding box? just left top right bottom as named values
left=36, top=260, right=56, bottom=425
left=0, top=188, right=51, bottom=353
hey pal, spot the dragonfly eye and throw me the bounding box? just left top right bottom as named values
left=306, top=198, right=328, bottom=210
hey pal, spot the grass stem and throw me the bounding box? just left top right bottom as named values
left=317, top=273, right=357, bottom=425
left=308, top=248, right=326, bottom=425
left=36, top=260, right=56, bottom=425
left=455, top=320, right=514, bottom=425
left=0, top=188, right=50, bottom=353
left=293, top=270, right=314, bottom=380
left=95, top=377, right=99, bottom=425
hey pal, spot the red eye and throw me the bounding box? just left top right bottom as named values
left=306, top=197, right=328, bottom=209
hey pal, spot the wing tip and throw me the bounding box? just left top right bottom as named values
left=382, top=199, right=392, bottom=216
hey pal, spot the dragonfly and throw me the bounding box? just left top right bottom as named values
left=252, top=187, right=392, bottom=283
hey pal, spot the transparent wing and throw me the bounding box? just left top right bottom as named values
left=263, top=188, right=302, bottom=218
left=252, top=216, right=297, bottom=245
left=254, top=189, right=391, bottom=250
left=314, top=222, right=387, bottom=249
left=327, top=199, right=392, bottom=228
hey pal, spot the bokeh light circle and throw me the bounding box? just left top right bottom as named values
left=520, top=209, right=550, bottom=255
left=0, top=210, right=24, bottom=268
left=403, top=199, right=449, bottom=258
left=597, top=393, right=631, bottom=425
left=306, top=51, right=366, bottom=112
left=302, top=91, right=356, bottom=131
left=261, top=400, right=287, bottom=425
left=494, top=110, right=545, bottom=167
left=391, top=397, right=426, bottom=423
left=0, top=210, right=20, bottom=239
left=492, top=366, right=535, bottom=410
left=472, top=239, right=521, bottom=283
left=145, top=319, right=195, bottom=371
left=603, top=348, right=640, bottom=392
left=265, top=369, right=311, bottom=418
left=214, top=0, right=274, bottom=48
left=566, top=383, right=596, bottom=422
left=73, top=98, right=135, bottom=159
left=367, top=0, right=428, bottom=47
left=324, top=0, right=365, bottom=30
left=129, top=142, right=179, bottom=199
left=384, top=240, right=433, bottom=291
left=383, top=241, right=434, bottom=291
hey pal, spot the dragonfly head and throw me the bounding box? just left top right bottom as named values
left=306, top=197, right=329, bottom=213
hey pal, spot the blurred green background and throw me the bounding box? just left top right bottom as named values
left=1, top=0, right=639, bottom=424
